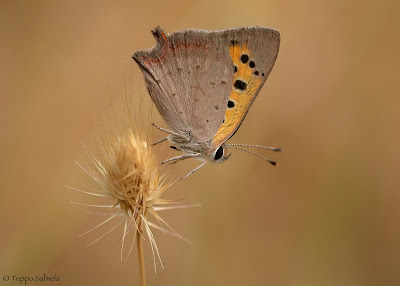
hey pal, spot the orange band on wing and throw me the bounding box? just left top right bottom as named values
left=211, top=43, right=263, bottom=148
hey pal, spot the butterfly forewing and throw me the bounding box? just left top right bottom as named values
left=210, top=27, right=280, bottom=148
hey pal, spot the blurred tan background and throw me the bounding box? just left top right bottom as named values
left=1, top=0, right=400, bottom=285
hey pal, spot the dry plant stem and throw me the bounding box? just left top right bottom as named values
left=137, top=221, right=146, bottom=286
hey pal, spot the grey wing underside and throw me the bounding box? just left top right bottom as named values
left=133, top=26, right=280, bottom=144
left=132, top=26, right=233, bottom=143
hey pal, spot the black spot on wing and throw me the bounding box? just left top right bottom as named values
left=249, top=61, right=255, bottom=68
left=240, top=54, right=249, bottom=64
left=228, top=100, right=235, bottom=108
left=234, top=79, right=247, bottom=91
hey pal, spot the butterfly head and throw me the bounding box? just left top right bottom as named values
left=209, top=144, right=231, bottom=163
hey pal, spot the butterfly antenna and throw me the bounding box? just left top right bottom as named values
left=227, top=146, right=278, bottom=166
left=226, top=143, right=282, bottom=152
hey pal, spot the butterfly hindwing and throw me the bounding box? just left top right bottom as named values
left=133, top=27, right=233, bottom=142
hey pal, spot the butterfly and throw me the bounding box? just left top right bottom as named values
left=133, top=26, right=281, bottom=179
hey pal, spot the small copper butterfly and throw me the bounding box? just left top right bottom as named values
left=133, top=26, right=281, bottom=178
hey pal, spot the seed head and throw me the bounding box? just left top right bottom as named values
left=70, top=116, right=195, bottom=271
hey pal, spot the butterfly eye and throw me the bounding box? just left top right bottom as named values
left=214, top=146, right=224, bottom=160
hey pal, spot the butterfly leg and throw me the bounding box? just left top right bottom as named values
left=151, top=123, right=189, bottom=140
left=181, top=159, right=206, bottom=180
left=161, top=153, right=201, bottom=165
left=152, top=136, right=168, bottom=146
